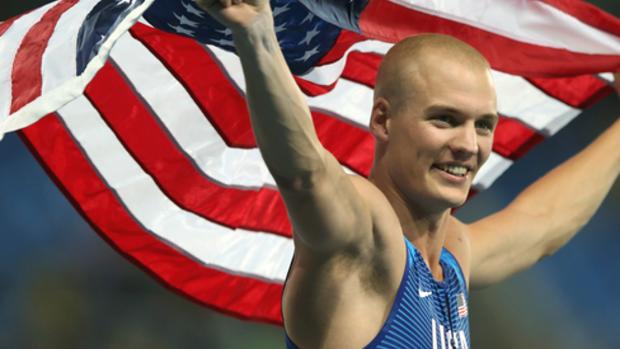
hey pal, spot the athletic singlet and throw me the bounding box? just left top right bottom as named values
left=284, top=238, right=470, bottom=349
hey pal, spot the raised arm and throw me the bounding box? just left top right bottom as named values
left=467, top=73, right=620, bottom=288
left=196, top=0, right=375, bottom=253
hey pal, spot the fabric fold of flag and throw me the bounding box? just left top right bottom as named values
left=1, top=0, right=619, bottom=324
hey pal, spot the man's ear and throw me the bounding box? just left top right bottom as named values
left=370, top=97, right=391, bottom=142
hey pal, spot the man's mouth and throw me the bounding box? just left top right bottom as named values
left=433, top=164, right=472, bottom=177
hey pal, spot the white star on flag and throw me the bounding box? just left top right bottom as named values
left=182, top=1, right=205, bottom=18
left=296, top=45, right=320, bottom=62
left=173, top=13, right=200, bottom=28
left=273, top=4, right=290, bottom=17
left=168, top=23, right=195, bottom=37
left=300, top=24, right=320, bottom=45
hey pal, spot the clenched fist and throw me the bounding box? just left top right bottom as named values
left=194, top=0, right=272, bottom=33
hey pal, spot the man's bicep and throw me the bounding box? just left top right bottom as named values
left=468, top=208, right=549, bottom=289
left=277, top=152, right=375, bottom=254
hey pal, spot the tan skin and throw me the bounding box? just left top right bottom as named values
left=197, top=0, right=620, bottom=348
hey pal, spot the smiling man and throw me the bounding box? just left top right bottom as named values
left=197, top=0, right=620, bottom=348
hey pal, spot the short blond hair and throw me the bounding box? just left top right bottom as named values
left=374, top=34, right=490, bottom=111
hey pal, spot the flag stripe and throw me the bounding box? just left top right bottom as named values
left=40, top=0, right=102, bottom=95
left=0, top=13, right=23, bottom=36
left=490, top=70, right=580, bottom=135
left=53, top=96, right=294, bottom=282
left=10, top=0, right=80, bottom=114
left=129, top=24, right=256, bottom=148
left=473, top=153, right=513, bottom=190
left=384, top=0, right=620, bottom=55
left=19, top=114, right=284, bottom=325
left=493, top=117, right=545, bottom=160
left=0, top=4, right=55, bottom=122
left=540, top=0, right=620, bottom=37
left=359, top=0, right=620, bottom=76
left=298, top=39, right=391, bottom=86
left=527, top=75, right=613, bottom=109
left=316, top=29, right=368, bottom=65
left=85, top=62, right=293, bottom=237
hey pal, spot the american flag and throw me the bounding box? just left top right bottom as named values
left=457, top=292, right=468, bottom=318
left=0, top=0, right=619, bottom=325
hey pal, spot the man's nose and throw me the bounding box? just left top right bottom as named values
left=451, top=124, right=478, bottom=158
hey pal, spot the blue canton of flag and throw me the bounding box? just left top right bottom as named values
left=142, top=0, right=342, bottom=75
left=77, top=0, right=146, bottom=75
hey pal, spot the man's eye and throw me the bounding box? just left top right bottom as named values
left=433, top=115, right=454, bottom=125
left=476, top=120, right=494, bottom=133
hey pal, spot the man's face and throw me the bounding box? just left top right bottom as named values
left=381, top=58, right=498, bottom=211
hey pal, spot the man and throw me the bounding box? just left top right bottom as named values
left=197, top=0, right=620, bottom=348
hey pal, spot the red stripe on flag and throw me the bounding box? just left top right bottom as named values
left=20, top=114, right=284, bottom=325
left=493, top=116, right=545, bottom=160
left=295, top=51, right=381, bottom=96
left=317, top=29, right=368, bottom=65
left=295, top=76, right=335, bottom=96
left=341, top=52, right=382, bottom=88
left=0, top=13, right=24, bottom=37
left=85, top=62, right=294, bottom=237
left=312, top=112, right=374, bottom=177
left=10, top=0, right=79, bottom=113
left=130, top=23, right=374, bottom=175
left=359, top=0, right=620, bottom=77
left=540, top=0, right=620, bottom=37
left=130, top=23, right=256, bottom=148
left=527, top=75, right=613, bottom=109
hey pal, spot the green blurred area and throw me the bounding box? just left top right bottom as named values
left=1, top=1, right=619, bottom=349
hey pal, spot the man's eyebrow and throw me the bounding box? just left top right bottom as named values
left=425, top=104, right=499, bottom=122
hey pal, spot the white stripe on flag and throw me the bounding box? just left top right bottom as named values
left=472, top=152, right=513, bottom=190
left=41, top=0, right=101, bottom=94
left=58, top=95, right=294, bottom=282
left=491, top=70, right=581, bottom=135
left=391, top=0, right=620, bottom=55
left=299, top=39, right=392, bottom=86
left=0, top=2, right=56, bottom=120
left=599, top=72, right=614, bottom=83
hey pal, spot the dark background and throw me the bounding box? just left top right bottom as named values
left=1, top=1, right=620, bottom=348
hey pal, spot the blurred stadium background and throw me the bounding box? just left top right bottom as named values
left=1, top=1, right=619, bottom=348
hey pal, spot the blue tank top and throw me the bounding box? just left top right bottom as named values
left=285, top=238, right=470, bottom=349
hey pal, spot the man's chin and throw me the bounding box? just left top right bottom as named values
left=436, top=189, right=470, bottom=209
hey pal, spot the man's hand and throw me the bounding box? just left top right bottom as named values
left=194, top=0, right=271, bottom=33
